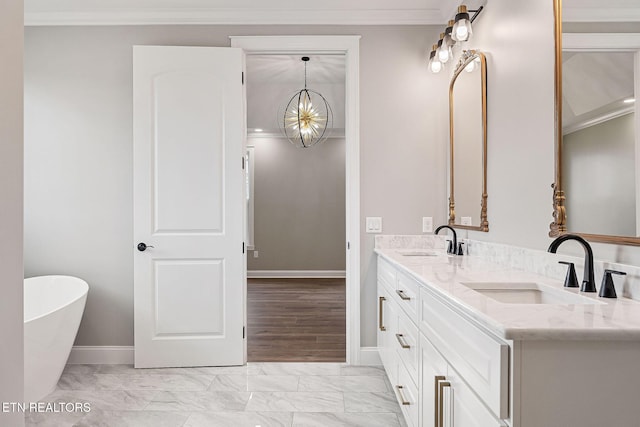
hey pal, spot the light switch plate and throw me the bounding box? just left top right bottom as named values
left=422, top=217, right=433, bottom=233
left=366, top=217, right=383, bottom=233
left=461, top=216, right=472, bottom=226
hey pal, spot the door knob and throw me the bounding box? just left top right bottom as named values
left=137, top=242, right=154, bottom=252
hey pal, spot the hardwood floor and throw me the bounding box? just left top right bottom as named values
left=247, top=278, right=346, bottom=362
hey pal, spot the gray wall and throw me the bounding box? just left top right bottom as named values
left=452, top=0, right=557, bottom=252
left=247, top=137, right=346, bottom=271
left=564, top=113, right=636, bottom=236
left=24, top=25, right=445, bottom=347
left=29, top=3, right=637, bottom=351
left=0, top=0, right=24, bottom=424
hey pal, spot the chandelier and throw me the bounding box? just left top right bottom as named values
left=279, top=56, right=333, bottom=148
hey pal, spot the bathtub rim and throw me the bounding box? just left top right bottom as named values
left=24, top=275, right=89, bottom=324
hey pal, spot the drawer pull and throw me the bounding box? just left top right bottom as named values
left=379, top=296, right=386, bottom=331
left=396, top=289, right=411, bottom=300
left=434, top=376, right=445, bottom=427
left=395, top=333, right=410, bottom=349
left=395, top=385, right=411, bottom=406
left=438, top=380, right=451, bottom=427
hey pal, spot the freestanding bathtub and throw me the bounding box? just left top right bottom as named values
left=24, top=275, right=89, bottom=402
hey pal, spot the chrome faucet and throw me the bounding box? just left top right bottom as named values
left=547, top=234, right=596, bottom=292
left=435, top=225, right=458, bottom=255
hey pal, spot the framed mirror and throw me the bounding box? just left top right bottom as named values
left=550, top=0, right=640, bottom=245
left=448, top=50, right=489, bottom=231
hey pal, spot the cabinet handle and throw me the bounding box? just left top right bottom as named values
left=395, top=333, right=410, bottom=349
left=378, top=296, right=386, bottom=331
left=434, top=376, right=445, bottom=427
left=438, top=380, right=451, bottom=427
left=395, top=385, right=411, bottom=406
left=396, top=289, right=411, bottom=300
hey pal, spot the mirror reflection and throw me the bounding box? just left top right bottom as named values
left=448, top=50, right=488, bottom=231
left=562, top=49, right=637, bottom=236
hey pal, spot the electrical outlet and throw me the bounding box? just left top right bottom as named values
left=422, top=217, right=433, bottom=233
left=365, top=217, right=383, bottom=233
left=253, top=251, right=259, bottom=258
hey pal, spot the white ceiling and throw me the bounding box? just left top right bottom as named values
left=246, top=55, right=345, bottom=85
left=562, top=51, right=635, bottom=133
left=24, top=0, right=485, bottom=26
left=246, top=54, right=346, bottom=134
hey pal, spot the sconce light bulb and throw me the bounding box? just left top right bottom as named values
left=453, top=20, right=472, bottom=42
left=429, top=58, right=443, bottom=73
left=438, top=45, right=452, bottom=63
left=452, top=6, right=473, bottom=42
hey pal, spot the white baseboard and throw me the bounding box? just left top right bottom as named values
left=358, top=347, right=382, bottom=366
left=68, top=346, right=134, bottom=365
left=247, top=270, right=346, bottom=279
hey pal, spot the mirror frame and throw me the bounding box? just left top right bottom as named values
left=550, top=0, right=640, bottom=245
left=448, top=50, right=489, bottom=232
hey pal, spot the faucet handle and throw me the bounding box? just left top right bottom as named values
left=446, top=239, right=453, bottom=254
left=598, top=269, right=626, bottom=298
left=558, top=261, right=579, bottom=288
left=457, top=242, right=465, bottom=256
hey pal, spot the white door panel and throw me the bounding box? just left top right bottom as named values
left=134, top=45, right=245, bottom=368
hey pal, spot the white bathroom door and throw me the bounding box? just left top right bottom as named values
left=133, top=46, right=246, bottom=368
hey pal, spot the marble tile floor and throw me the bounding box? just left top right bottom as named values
left=26, top=363, right=408, bottom=427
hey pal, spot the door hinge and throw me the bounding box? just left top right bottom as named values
left=347, top=241, right=350, bottom=250
left=241, top=72, right=244, bottom=85
left=242, top=156, right=245, bottom=170
left=243, top=242, right=245, bottom=254
left=243, top=326, right=246, bottom=339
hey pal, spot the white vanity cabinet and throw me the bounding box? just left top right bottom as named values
left=378, top=255, right=509, bottom=427
left=377, top=257, right=421, bottom=427
left=377, top=251, right=640, bottom=427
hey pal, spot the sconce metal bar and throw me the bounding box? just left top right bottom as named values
left=469, top=6, right=484, bottom=23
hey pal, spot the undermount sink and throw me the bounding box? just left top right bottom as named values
left=397, top=250, right=439, bottom=257
left=461, top=282, right=604, bottom=305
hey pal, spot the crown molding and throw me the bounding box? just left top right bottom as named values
left=24, top=8, right=448, bottom=26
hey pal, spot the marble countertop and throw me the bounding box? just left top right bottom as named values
left=375, top=248, right=640, bottom=341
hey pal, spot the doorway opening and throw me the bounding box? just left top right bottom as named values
left=244, top=53, right=346, bottom=362
left=231, top=36, right=360, bottom=364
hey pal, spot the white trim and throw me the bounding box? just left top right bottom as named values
left=564, top=8, right=640, bottom=23
left=68, top=346, right=134, bottom=365
left=248, top=270, right=346, bottom=279
left=359, top=347, right=382, bottom=366
left=24, top=9, right=447, bottom=27
left=232, top=35, right=361, bottom=365
left=563, top=33, right=640, bottom=51
left=248, top=129, right=346, bottom=139
left=564, top=106, right=633, bottom=135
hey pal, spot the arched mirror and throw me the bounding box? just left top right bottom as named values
left=448, top=50, right=489, bottom=231
left=550, top=0, right=640, bottom=245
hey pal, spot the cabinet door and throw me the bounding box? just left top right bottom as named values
left=444, top=369, right=505, bottom=427
left=420, top=333, right=448, bottom=427
left=378, top=284, right=398, bottom=384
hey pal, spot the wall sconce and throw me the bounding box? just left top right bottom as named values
left=428, top=4, right=484, bottom=73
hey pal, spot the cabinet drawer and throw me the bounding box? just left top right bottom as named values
left=396, top=313, right=419, bottom=385
left=395, top=271, right=420, bottom=324
left=420, top=288, right=509, bottom=419
left=395, top=360, right=419, bottom=427
left=377, top=257, right=397, bottom=291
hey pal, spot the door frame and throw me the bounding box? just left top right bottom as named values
left=231, top=35, right=361, bottom=365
